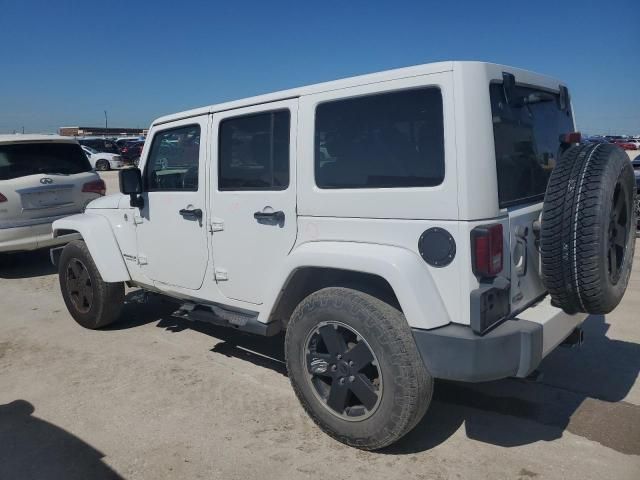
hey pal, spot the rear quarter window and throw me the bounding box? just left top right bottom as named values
left=314, top=87, right=445, bottom=189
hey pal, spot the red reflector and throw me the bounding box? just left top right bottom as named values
left=472, top=224, right=503, bottom=277
left=0, top=193, right=6, bottom=202
left=561, top=132, right=581, bottom=144
left=82, top=179, right=106, bottom=196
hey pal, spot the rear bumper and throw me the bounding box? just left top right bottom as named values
left=412, top=296, right=587, bottom=382
left=0, top=223, right=79, bottom=253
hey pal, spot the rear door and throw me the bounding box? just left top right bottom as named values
left=0, top=141, right=98, bottom=228
left=210, top=99, right=298, bottom=305
left=489, top=82, right=575, bottom=311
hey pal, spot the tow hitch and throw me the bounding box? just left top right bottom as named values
left=561, top=327, right=584, bottom=348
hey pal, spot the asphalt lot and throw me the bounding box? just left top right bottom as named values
left=0, top=169, right=639, bottom=480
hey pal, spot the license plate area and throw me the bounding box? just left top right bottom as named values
left=18, top=184, right=74, bottom=210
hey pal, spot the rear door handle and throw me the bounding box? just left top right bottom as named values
left=253, top=210, right=285, bottom=224
left=179, top=208, right=203, bottom=220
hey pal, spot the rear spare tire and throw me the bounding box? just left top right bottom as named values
left=541, top=143, right=636, bottom=314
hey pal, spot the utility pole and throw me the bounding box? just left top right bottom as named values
left=22, top=126, right=24, bottom=134
left=104, top=110, right=108, bottom=129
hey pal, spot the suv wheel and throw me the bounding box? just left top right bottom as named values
left=285, top=287, right=432, bottom=450
left=541, top=143, right=636, bottom=314
left=96, top=160, right=110, bottom=171
left=58, top=240, right=124, bottom=329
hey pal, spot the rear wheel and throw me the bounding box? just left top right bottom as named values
left=285, top=287, right=432, bottom=450
left=58, top=240, right=124, bottom=329
left=96, top=159, right=110, bottom=171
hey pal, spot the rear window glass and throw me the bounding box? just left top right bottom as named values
left=314, top=87, right=445, bottom=189
left=0, top=142, right=92, bottom=180
left=490, top=83, right=574, bottom=208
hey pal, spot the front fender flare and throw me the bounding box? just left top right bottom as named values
left=53, top=214, right=130, bottom=283
left=265, top=241, right=451, bottom=330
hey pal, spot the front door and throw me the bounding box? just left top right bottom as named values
left=135, top=116, right=209, bottom=290
left=211, top=100, right=298, bottom=304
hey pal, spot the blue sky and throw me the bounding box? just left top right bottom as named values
left=0, top=0, right=638, bottom=135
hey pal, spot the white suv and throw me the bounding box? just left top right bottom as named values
left=81, top=145, right=125, bottom=171
left=51, top=62, right=636, bottom=450
left=0, top=135, right=105, bottom=254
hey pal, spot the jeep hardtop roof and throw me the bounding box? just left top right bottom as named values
left=152, top=61, right=565, bottom=127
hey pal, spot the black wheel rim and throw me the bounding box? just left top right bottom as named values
left=608, top=181, right=630, bottom=283
left=303, top=321, right=382, bottom=421
left=66, top=258, right=93, bottom=314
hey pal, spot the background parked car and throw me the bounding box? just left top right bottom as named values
left=78, top=138, right=120, bottom=154
left=615, top=139, right=639, bottom=150
left=81, top=145, right=124, bottom=171
left=115, top=137, right=144, bottom=150
left=0, top=135, right=105, bottom=254
left=119, top=140, right=144, bottom=164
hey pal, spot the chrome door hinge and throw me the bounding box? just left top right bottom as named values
left=209, top=218, right=224, bottom=233
left=214, top=268, right=228, bottom=281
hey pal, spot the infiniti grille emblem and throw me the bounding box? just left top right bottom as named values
left=40, top=178, right=53, bottom=184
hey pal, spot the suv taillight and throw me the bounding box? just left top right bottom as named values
left=82, top=179, right=106, bottom=196
left=471, top=224, right=503, bottom=278
left=0, top=193, right=6, bottom=202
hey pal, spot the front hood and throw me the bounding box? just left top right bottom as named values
left=86, top=194, right=125, bottom=209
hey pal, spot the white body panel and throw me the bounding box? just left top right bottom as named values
left=297, top=71, right=458, bottom=220
left=53, top=213, right=130, bottom=282
left=210, top=99, right=299, bottom=304
left=135, top=115, right=210, bottom=290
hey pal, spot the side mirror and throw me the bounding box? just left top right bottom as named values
left=119, top=168, right=144, bottom=208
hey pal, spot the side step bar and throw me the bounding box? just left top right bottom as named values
left=173, top=303, right=282, bottom=336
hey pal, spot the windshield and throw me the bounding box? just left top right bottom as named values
left=490, top=82, right=574, bottom=208
left=84, top=146, right=98, bottom=154
left=0, top=142, right=92, bottom=180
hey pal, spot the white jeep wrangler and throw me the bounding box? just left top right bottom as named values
left=52, top=61, right=636, bottom=450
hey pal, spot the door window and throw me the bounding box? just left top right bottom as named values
left=145, top=124, right=201, bottom=191
left=218, top=110, right=290, bottom=190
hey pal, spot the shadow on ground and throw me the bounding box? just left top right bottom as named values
left=0, top=249, right=57, bottom=279
left=0, top=400, right=123, bottom=480
left=110, top=294, right=640, bottom=456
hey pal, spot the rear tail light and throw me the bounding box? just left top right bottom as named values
left=560, top=132, right=581, bottom=144
left=82, top=179, right=106, bottom=196
left=0, top=193, right=6, bottom=202
left=471, top=224, right=504, bottom=278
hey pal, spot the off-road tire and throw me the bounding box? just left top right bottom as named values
left=541, top=143, right=636, bottom=314
left=285, top=287, right=433, bottom=450
left=58, top=240, right=124, bottom=329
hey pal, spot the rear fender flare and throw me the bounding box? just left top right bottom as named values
left=265, top=241, right=450, bottom=330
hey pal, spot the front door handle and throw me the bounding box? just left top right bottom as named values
left=179, top=208, right=203, bottom=220
left=254, top=210, right=285, bottom=224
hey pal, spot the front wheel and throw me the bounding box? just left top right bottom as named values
left=285, top=287, right=433, bottom=450
left=58, top=240, right=124, bottom=329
